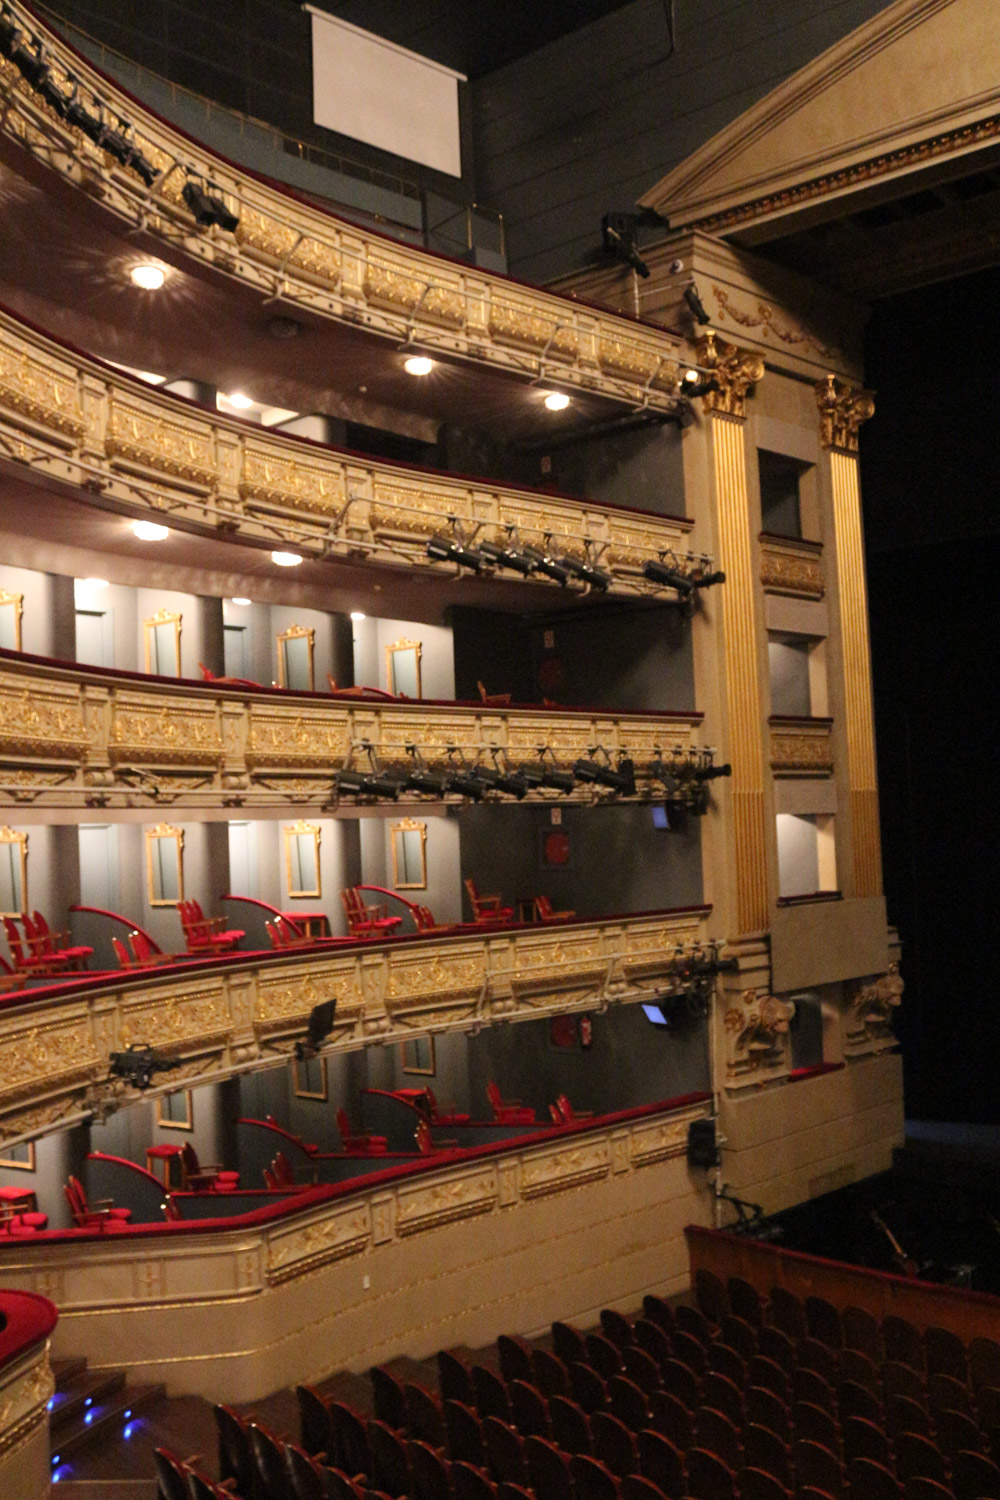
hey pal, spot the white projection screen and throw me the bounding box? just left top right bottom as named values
left=304, top=7, right=465, bottom=177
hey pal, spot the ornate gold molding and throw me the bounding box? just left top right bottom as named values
left=759, top=538, right=825, bottom=599
left=769, top=718, right=834, bottom=776
left=695, top=331, right=765, bottom=420
left=0, top=3, right=688, bottom=417
left=815, top=375, right=876, bottom=453
left=0, top=908, right=711, bottom=1139
left=0, top=655, right=702, bottom=811
left=0, top=306, right=696, bottom=595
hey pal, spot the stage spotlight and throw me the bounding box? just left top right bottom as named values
left=182, top=178, right=239, bottom=232
left=681, top=371, right=721, bottom=400
left=478, top=751, right=530, bottom=799
left=479, top=539, right=536, bottom=577
left=447, top=768, right=489, bottom=800
left=335, top=768, right=369, bottom=796
left=521, top=546, right=571, bottom=586
left=335, top=767, right=401, bottom=800
left=573, top=754, right=636, bottom=796
left=427, top=535, right=486, bottom=572
left=37, top=71, right=70, bottom=118
left=683, top=284, right=711, bottom=324
left=555, top=553, right=611, bottom=592
left=602, top=212, right=651, bottom=278
left=405, top=766, right=453, bottom=797
left=295, top=998, right=337, bottom=1060
left=9, top=33, right=47, bottom=87
left=643, top=558, right=695, bottom=596
left=65, top=91, right=104, bottom=143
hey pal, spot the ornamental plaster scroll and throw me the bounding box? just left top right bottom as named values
left=844, top=962, right=903, bottom=1055
left=815, top=375, right=876, bottom=453
left=695, top=332, right=765, bottom=419
left=712, top=287, right=840, bottom=362
left=0, top=1347, right=54, bottom=1462
left=723, top=990, right=796, bottom=1081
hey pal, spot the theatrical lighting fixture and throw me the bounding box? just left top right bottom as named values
left=271, top=550, right=302, bottom=566
left=230, top=597, right=252, bottom=607
left=443, top=748, right=492, bottom=801
left=681, top=370, right=721, bottom=400
left=225, top=392, right=254, bottom=409
left=572, top=749, right=636, bottom=796
left=426, top=534, right=486, bottom=572
left=403, top=356, right=434, bottom=376
left=38, top=68, right=70, bottom=119
left=350, top=611, right=366, bottom=622
left=182, top=177, right=240, bottom=232
left=525, top=746, right=576, bottom=794
left=9, top=31, right=47, bottom=87
left=336, top=744, right=403, bottom=801
left=404, top=760, right=454, bottom=797
left=643, top=557, right=695, bottom=597
left=65, top=90, right=104, bottom=144
left=478, top=749, right=530, bottom=799
left=553, top=549, right=611, bottom=592
left=601, top=212, right=651, bottom=278
left=294, top=998, right=337, bottom=1060
left=133, top=520, right=169, bottom=541
left=683, top=283, right=711, bottom=324
left=520, top=545, right=571, bottom=586
left=649, top=746, right=731, bottom=815
left=130, top=263, right=165, bottom=290
left=544, top=391, right=571, bottom=411
left=108, top=1043, right=179, bottom=1091
left=478, top=535, right=536, bottom=577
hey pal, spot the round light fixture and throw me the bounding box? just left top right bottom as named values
left=683, top=368, right=700, bottom=383
left=130, top=263, right=165, bottom=291
left=225, top=392, right=254, bottom=410
left=543, top=391, right=571, bottom=411
left=271, top=550, right=303, bottom=567
left=230, top=597, right=252, bottom=607
left=404, top=356, right=434, bottom=377
left=350, top=610, right=366, bottom=622
left=132, top=520, right=170, bottom=541
left=79, top=577, right=109, bottom=591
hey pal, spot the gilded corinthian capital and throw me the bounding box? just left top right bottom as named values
left=694, top=331, right=765, bottom=418
left=815, top=374, right=876, bottom=452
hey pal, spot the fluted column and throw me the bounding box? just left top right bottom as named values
left=816, top=376, right=881, bottom=897
left=698, top=333, right=768, bottom=935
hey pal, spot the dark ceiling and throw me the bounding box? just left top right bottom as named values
left=303, top=1, right=643, bottom=79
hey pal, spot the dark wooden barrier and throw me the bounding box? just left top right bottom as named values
left=686, top=1224, right=1000, bottom=1344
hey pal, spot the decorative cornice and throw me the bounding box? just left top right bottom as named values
left=815, top=374, right=876, bottom=452
left=695, top=332, right=765, bottom=420
left=759, top=539, right=825, bottom=599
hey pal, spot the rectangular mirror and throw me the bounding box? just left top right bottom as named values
left=0, top=590, right=23, bottom=652
left=144, top=610, right=182, bottom=676
left=391, top=818, right=427, bottom=890
left=0, top=827, right=27, bottom=916
left=385, top=637, right=422, bottom=698
left=277, top=625, right=315, bottom=691
left=401, top=1035, right=435, bottom=1075
left=284, top=820, right=322, bottom=898
left=156, top=1089, right=193, bottom=1130
left=293, top=1054, right=328, bottom=1100
left=146, top=823, right=184, bottom=906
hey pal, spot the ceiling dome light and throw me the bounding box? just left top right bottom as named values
left=130, top=263, right=165, bottom=290
left=132, top=520, right=169, bottom=541
left=350, top=611, right=366, bottom=622
left=79, top=577, right=109, bottom=590
left=271, top=550, right=303, bottom=567
left=230, top=597, right=252, bottom=607
left=544, top=391, right=571, bottom=411
left=225, top=392, right=254, bottom=410
left=404, top=356, right=434, bottom=377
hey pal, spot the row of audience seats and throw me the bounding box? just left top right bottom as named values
left=2, top=912, right=92, bottom=974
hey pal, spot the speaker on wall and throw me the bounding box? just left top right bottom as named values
left=687, top=1118, right=717, bottom=1169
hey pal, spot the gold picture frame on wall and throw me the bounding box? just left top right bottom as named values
left=391, top=819, right=427, bottom=890
left=0, top=589, right=23, bottom=652
left=385, top=637, right=422, bottom=698
left=277, top=624, right=315, bottom=691
left=145, top=822, right=184, bottom=906
left=293, top=1054, right=328, bottom=1100
left=284, top=820, right=321, bottom=898
left=143, top=609, right=182, bottom=676
left=156, top=1090, right=194, bottom=1130
left=401, top=1035, right=435, bottom=1075
left=0, top=1139, right=35, bottom=1171
left=0, top=826, right=28, bottom=917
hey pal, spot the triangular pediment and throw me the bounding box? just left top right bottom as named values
left=640, top=0, right=1000, bottom=238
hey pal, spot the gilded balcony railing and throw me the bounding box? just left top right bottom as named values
left=0, top=904, right=712, bottom=1143
left=0, top=306, right=699, bottom=593
left=0, top=2, right=690, bottom=416
left=0, top=650, right=704, bottom=811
